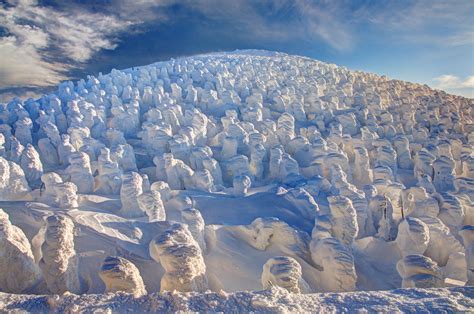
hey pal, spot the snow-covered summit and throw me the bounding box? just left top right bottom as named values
left=0, top=51, right=472, bottom=310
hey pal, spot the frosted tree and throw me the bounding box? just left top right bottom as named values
left=95, top=147, right=122, bottom=194
left=181, top=207, right=206, bottom=252
left=66, top=152, right=94, bottom=194
left=0, top=158, right=30, bottom=200
left=459, top=225, right=474, bottom=286
left=14, top=117, right=33, bottom=146
left=20, top=144, right=43, bottom=188
left=119, top=172, right=143, bottom=218
left=261, top=256, right=310, bottom=293
left=99, top=256, right=146, bottom=296
left=39, top=215, right=80, bottom=294
left=137, top=190, right=166, bottom=222
left=149, top=223, right=208, bottom=292
left=396, top=217, right=430, bottom=257
left=0, top=208, right=42, bottom=293
left=396, top=255, right=443, bottom=288
left=55, top=182, right=79, bottom=208
left=327, top=196, right=358, bottom=245
left=310, top=236, right=357, bottom=292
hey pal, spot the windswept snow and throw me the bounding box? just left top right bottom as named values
left=0, top=50, right=473, bottom=311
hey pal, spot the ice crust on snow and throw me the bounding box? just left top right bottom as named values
left=0, top=50, right=472, bottom=305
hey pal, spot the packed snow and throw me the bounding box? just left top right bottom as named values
left=1, top=286, right=473, bottom=313
left=0, top=50, right=473, bottom=311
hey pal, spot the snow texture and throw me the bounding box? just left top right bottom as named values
left=0, top=286, right=473, bottom=313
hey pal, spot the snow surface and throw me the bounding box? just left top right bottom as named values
left=0, top=49, right=473, bottom=311
left=0, top=286, right=473, bottom=313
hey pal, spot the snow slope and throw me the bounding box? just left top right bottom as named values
left=0, top=50, right=473, bottom=311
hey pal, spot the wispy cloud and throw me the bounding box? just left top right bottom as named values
left=0, top=25, right=67, bottom=88
left=431, top=74, right=474, bottom=98
left=0, top=0, right=136, bottom=91
left=365, top=0, right=474, bottom=47
left=291, top=0, right=354, bottom=51
left=162, top=0, right=355, bottom=51
left=432, top=74, right=474, bottom=89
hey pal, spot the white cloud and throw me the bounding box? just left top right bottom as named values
left=462, top=76, right=474, bottom=88
left=431, top=74, right=474, bottom=98
left=292, top=0, right=353, bottom=51
left=0, top=36, right=68, bottom=87
left=432, top=74, right=474, bottom=89
left=0, top=5, right=68, bottom=87
left=0, top=0, right=136, bottom=89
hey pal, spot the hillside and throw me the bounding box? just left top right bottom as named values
left=0, top=50, right=472, bottom=311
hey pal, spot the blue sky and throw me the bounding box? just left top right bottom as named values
left=1, top=0, right=473, bottom=101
